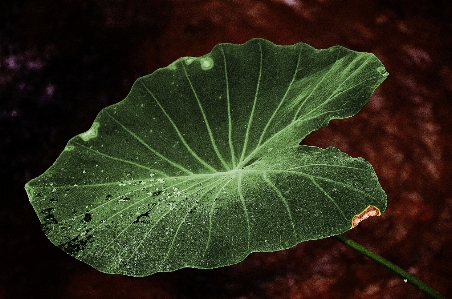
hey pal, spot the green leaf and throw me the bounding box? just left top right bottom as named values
left=25, top=38, right=388, bottom=276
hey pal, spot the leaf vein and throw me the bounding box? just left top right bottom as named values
left=262, top=172, right=297, bottom=241
left=239, top=42, right=263, bottom=164
left=221, top=47, right=236, bottom=169
left=237, top=172, right=251, bottom=251
left=308, top=177, right=348, bottom=221
left=139, top=80, right=217, bottom=173
left=105, top=111, right=193, bottom=175
left=255, top=46, right=302, bottom=153
left=159, top=175, right=228, bottom=267
left=182, top=64, right=229, bottom=171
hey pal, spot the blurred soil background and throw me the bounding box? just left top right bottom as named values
left=1, top=0, right=452, bottom=298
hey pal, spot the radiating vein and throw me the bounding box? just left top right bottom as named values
left=297, top=74, right=379, bottom=123
left=140, top=80, right=217, bottom=173
left=159, top=175, right=227, bottom=267
left=239, top=42, right=263, bottom=164
left=182, top=65, right=230, bottom=171
left=112, top=200, right=168, bottom=269
left=90, top=189, right=165, bottom=259
left=115, top=176, right=214, bottom=266
left=237, top=171, right=251, bottom=251
left=74, top=142, right=159, bottom=172
left=80, top=175, right=204, bottom=251
left=326, top=55, right=367, bottom=99
left=308, top=177, right=348, bottom=221
left=307, top=173, right=379, bottom=203
left=269, top=169, right=378, bottom=201
left=292, top=56, right=344, bottom=122
left=202, top=177, right=233, bottom=258
left=244, top=74, right=381, bottom=160
left=57, top=181, right=159, bottom=227
left=105, top=111, right=193, bottom=175
left=256, top=47, right=302, bottom=149
left=286, top=163, right=363, bottom=172
left=96, top=192, right=161, bottom=259
left=46, top=179, right=164, bottom=189
left=262, top=172, right=297, bottom=240
left=221, top=47, right=236, bottom=169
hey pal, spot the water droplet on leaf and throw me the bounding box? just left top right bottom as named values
left=200, top=57, right=214, bottom=70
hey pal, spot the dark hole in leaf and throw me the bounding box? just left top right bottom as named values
left=133, top=206, right=155, bottom=224
left=84, top=213, right=92, bottom=222
left=41, top=207, right=54, bottom=215
left=59, top=235, right=93, bottom=256
left=119, top=196, right=130, bottom=202
left=41, top=214, right=58, bottom=234
left=44, top=214, right=58, bottom=224
left=152, top=190, right=162, bottom=196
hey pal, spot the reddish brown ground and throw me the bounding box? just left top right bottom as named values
left=1, top=0, right=451, bottom=298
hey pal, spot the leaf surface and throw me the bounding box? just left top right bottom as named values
left=25, top=38, right=388, bottom=276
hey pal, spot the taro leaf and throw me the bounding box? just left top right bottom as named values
left=25, top=38, right=388, bottom=276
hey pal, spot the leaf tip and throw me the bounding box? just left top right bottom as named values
left=376, top=65, right=389, bottom=77
left=351, top=205, right=381, bottom=228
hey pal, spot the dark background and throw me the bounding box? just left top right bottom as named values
left=1, top=0, right=451, bottom=298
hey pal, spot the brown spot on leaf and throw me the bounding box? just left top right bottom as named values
left=351, top=205, right=381, bottom=228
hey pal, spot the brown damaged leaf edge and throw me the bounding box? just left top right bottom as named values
left=351, top=205, right=381, bottom=228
